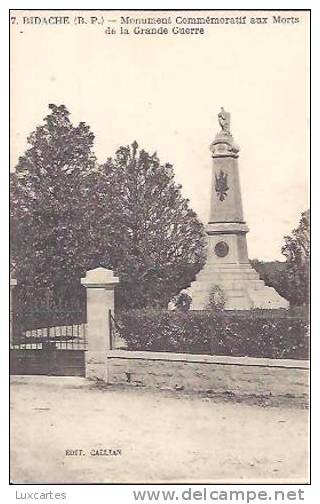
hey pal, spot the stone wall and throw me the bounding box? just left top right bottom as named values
left=107, top=350, right=309, bottom=398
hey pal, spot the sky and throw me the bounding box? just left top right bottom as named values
left=10, top=10, right=310, bottom=260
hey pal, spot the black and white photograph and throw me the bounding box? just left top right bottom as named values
left=9, top=9, right=310, bottom=486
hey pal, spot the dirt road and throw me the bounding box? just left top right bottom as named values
left=10, top=376, right=309, bottom=484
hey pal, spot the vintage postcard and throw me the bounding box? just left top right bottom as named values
left=10, top=9, right=310, bottom=485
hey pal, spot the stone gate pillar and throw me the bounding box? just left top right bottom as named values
left=81, top=267, right=119, bottom=381
left=10, top=275, right=17, bottom=345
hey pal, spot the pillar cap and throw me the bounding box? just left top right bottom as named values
left=210, top=133, right=240, bottom=159
left=81, top=267, right=119, bottom=288
left=10, top=276, right=17, bottom=287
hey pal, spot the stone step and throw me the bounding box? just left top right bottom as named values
left=196, top=267, right=258, bottom=274
left=188, top=283, right=288, bottom=310
left=189, top=289, right=247, bottom=301
left=226, top=290, right=248, bottom=298
left=202, top=263, right=252, bottom=268
left=195, top=274, right=260, bottom=283
left=198, top=262, right=253, bottom=268
left=247, top=286, right=289, bottom=309
left=189, top=279, right=265, bottom=291
left=196, top=268, right=260, bottom=277
left=225, top=299, right=252, bottom=310
left=202, top=269, right=255, bottom=275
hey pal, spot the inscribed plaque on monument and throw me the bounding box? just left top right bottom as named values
left=10, top=10, right=310, bottom=485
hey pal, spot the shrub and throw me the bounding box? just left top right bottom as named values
left=206, top=285, right=226, bottom=312
left=117, top=309, right=309, bottom=360
left=170, top=291, right=192, bottom=312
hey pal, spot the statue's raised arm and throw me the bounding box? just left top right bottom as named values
left=218, top=107, right=231, bottom=135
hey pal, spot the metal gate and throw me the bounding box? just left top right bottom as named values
left=10, top=294, right=87, bottom=377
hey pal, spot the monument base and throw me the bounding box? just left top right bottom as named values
left=186, top=263, right=289, bottom=310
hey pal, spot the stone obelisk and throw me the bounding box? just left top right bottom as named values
left=187, top=108, right=289, bottom=310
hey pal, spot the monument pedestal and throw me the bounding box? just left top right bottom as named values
left=187, top=108, right=289, bottom=311
left=188, top=262, right=289, bottom=310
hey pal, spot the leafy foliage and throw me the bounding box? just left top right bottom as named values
left=250, top=210, right=310, bottom=307
left=281, top=210, right=310, bottom=306
left=10, top=104, right=98, bottom=294
left=11, top=106, right=206, bottom=309
left=206, top=285, right=226, bottom=312
left=91, top=141, right=206, bottom=308
left=170, top=291, right=192, bottom=312
left=250, top=260, right=290, bottom=301
left=117, top=309, right=309, bottom=359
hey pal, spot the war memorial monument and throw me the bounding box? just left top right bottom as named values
left=187, top=109, right=289, bottom=310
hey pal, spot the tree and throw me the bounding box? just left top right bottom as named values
left=11, top=107, right=206, bottom=310
left=281, top=209, right=310, bottom=306
left=10, top=104, right=99, bottom=304
left=250, top=211, right=310, bottom=308
left=94, top=142, right=206, bottom=308
left=250, top=259, right=290, bottom=302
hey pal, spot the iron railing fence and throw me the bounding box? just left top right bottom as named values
left=11, top=293, right=87, bottom=351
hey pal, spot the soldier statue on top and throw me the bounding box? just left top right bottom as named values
left=218, top=107, right=231, bottom=135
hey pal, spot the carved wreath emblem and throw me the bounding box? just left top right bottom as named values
left=215, top=170, right=229, bottom=201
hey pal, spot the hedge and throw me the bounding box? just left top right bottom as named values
left=116, top=309, right=309, bottom=360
